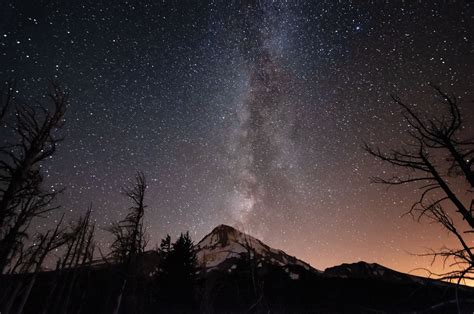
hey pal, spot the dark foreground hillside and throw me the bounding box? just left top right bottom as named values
left=2, top=225, right=474, bottom=313
left=1, top=256, right=474, bottom=314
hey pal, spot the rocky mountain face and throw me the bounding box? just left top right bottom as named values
left=195, top=224, right=316, bottom=278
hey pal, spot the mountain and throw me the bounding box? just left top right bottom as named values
left=324, top=261, right=450, bottom=286
left=324, top=261, right=432, bottom=284
left=196, top=224, right=317, bottom=278
left=3, top=224, right=474, bottom=313
left=195, top=224, right=440, bottom=285
left=191, top=225, right=474, bottom=312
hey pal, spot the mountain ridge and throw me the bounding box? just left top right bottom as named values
left=193, top=224, right=467, bottom=288
left=196, top=224, right=316, bottom=275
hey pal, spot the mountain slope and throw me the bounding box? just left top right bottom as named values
left=324, top=261, right=451, bottom=287
left=3, top=224, right=474, bottom=313
left=194, top=225, right=458, bottom=287
left=196, top=224, right=317, bottom=275
left=192, top=225, right=474, bottom=312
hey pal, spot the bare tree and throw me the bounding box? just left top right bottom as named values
left=47, top=206, right=96, bottom=314
left=0, top=207, right=96, bottom=314
left=364, top=85, right=474, bottom=282
left=108, top=171, right=148, bottom=314
left=109, top=171, right=147, bottom=265
left=0, top=80, right=68, bottom=273
left=1, top=216, right=66, bottom=314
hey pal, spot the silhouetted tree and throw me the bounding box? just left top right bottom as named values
left=169, top=232, right=197, bottom=288
left=108, top=171, right=148, bottom=314
left=0, top=205, right=96, bottom=314
left=109, top=171, right=147, bottom=265
left=157, top=232, right=197, bottom=311
left=0, top=80, right=68, bottom=273
left=364, top=85, right=473, bottom=284
left=46, top=206, right=96, bottom=314
left=1, top=216, right=66, bottom=314
left=158, top=234, right=171, bottom=255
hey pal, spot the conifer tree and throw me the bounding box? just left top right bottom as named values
left=157, top=232, right=197, bottom=311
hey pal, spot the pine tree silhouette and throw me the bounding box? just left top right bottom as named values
left=157, top=232, right=197, bottom=312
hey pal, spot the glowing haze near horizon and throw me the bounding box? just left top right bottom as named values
left=1, top=1, right=473, bottom=275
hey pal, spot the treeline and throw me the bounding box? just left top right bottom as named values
left=0, top=82, right=198, bottom=313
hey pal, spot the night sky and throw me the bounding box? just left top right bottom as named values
left=1, top=1, right=473, bottom=275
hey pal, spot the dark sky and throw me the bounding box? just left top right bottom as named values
left=1, top=1, right=473, bottom=274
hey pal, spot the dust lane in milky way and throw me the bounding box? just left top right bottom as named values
left=0, top=1, right=473, bottom=274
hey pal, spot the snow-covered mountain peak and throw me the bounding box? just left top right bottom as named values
left=196, top=224, right=318, bottom=273
left=197, top=224, right=263, bottom=251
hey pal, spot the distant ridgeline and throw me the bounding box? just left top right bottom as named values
left=1, top=224, right=474, bottom=313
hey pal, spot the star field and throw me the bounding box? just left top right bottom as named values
left=1, top=1, right=473, bottom=275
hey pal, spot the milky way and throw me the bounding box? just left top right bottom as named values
left=226, top=3, right=300, bottom=232
left=1, top=1, right=473, bottom=274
